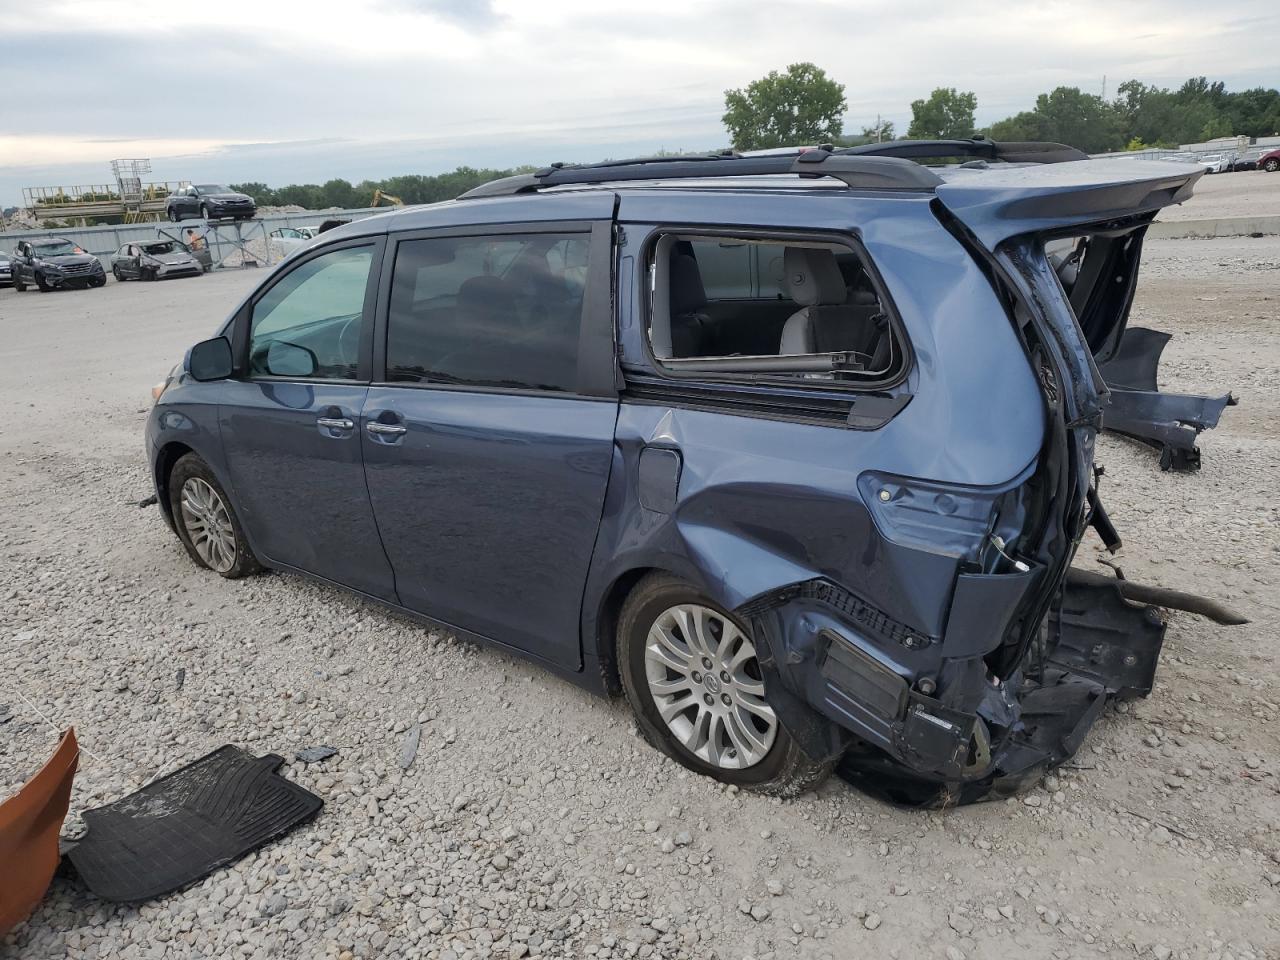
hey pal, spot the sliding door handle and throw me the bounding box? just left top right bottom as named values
left=316, top=417, right=354, bottom=429
left=366, top=422, right=407, bottom=437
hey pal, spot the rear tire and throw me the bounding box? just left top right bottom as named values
left=112, top=266, right=123, bottom=281
left=617, top=572, right=833, bottom=797
left=14, top=276, right=25, bottom=292
left=1265, top=158, right=1280, bottom=173
left=168, top=454, right=261, bottom=579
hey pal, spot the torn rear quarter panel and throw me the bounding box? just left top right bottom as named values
left=583, top=170, right=1202, bottom=801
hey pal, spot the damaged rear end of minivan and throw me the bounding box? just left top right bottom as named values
left=745, top=158, right=1209, bottom=805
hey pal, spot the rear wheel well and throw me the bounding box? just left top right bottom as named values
left=594, top=567, right=657, bottom=695
left=154, top=441, right=195, bottom=522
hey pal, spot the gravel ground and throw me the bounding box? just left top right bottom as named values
left=1156, top=167, right=1280, bottom=222
left=1, top=234, right=1278, bottom=960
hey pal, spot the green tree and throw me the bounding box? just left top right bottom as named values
left=230, top=181, right=273, bottom=203
left=860, top=119, right=895, bottom=141
left=986, top=87, right=1121, bottom=153
left=320, top=178, right=358, bottom=208
left=722, top=63, right=847, bottom=150
left=907, top=88, right=977, bottom=139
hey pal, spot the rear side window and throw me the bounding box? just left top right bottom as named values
left=385, top=232, right=590, bottom=392
left=648, top=232, right=904, bottom=385
left=248, top=246, right=373, bottom=379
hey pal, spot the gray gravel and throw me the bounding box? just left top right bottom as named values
left=1, top=236, right=1278, bottom=959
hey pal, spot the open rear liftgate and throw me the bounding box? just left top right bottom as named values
left=157, top=217, right=270, bottom=271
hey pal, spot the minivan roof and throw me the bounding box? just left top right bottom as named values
left=322, top=143, right=1202, bottom=251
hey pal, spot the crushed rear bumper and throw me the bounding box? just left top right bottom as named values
left=1099, top=327, right=1236, bottom=471
left=744, top=570, right=1166, bottom=806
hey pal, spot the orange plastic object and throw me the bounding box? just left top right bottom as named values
left=0, top=728, right=78, bottom=936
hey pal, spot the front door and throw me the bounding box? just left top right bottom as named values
left=361, top=223, right=618, bottom=668
left=217, top=238, right=397, bottom=600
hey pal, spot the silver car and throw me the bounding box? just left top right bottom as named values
left=110, top=241, right=203, bottom=282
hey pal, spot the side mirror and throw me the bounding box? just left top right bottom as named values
left=187, top=336, right=234, bottom=381
left=265, top=340, right=318, bottom=377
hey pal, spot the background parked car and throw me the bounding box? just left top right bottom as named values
left=10, top=237, right=106, bottom=291
left=110, top=240, right=203, bottom=281
left=1260, top=149, right=1280, bottom=173
left=267, top=225, right=319, bottom=259
left=165, top=184, right=257, bottom=222
left=0, top=253, right=11, bottom=287
left=1199, top=153, right=1226, bottom=173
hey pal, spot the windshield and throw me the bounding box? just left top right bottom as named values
left=33, top=240, right=78, bottom=257
left=142, top=241, right=179, bottom=255
left=196, top=184, right=233, bottom=194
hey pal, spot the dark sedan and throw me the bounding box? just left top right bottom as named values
left=110, top=240, right=203, bottom=281
left=10, top=237, right=105, bottom=291
left=165, top=184, right=257, bottom=222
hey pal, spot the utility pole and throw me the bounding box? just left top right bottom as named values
left=876, top=114, right=883, bottom=142
left=1101, top=74, right=1107, bottom=99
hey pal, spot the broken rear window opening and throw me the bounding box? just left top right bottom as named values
left=645, top=233, right=908, bottom=386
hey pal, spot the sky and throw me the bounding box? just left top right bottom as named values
left=1, top=0, right=1277, bottom=207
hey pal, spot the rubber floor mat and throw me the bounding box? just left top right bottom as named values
left=64, top=746, right=321, bottom=902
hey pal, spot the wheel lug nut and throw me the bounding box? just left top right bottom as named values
left=720, top=693, right=732, bottom=706
left=720, top=671, right=730, bottom=683
left=703, top=694, right=714, bottom=706
left=701, top=657, right=712, bottom=670
left=691, top=671, right=702, bottom=683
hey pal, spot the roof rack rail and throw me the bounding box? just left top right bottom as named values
left=457, top=150, right=943, bottom=200
left=835, top=138, right=1088, bottom=164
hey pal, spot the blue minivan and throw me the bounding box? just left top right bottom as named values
left=147, top=141, right=1202, bottom=803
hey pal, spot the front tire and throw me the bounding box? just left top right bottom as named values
left=617, top=573, right=833, bottom=797
left=168, top=454, right=261, bottom=578
left=35, top=273, right=51, bottom=292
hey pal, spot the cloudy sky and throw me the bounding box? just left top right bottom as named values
left=1, top=0, right=1276, bottom=206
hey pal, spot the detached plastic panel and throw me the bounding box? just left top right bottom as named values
left=65, top=745, right=322, bottom=902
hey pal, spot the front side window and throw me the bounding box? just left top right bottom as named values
left=647, top=233, right=904, bottom=385
left=248, top=246, right=373, bottom=379
left=385, top=232, right=590, bottom=392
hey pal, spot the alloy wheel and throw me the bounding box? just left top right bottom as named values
left=643, top=603, right=777, bottom=769
left=179, top=477, right=237, bottom=573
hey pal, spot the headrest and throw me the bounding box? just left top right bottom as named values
left=507, top=257, right=566, bottom=300
left=670, top=253, right=707, bottom=316
left=457, top=275, right=514, bottom=317
left=784, top=247, right=846, bottom=307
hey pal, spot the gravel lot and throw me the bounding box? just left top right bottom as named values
left=1156, top=168, right=1280, bottom=222
left=2, top=230, right=1278, bottom=960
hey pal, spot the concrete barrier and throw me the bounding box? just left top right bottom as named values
left=1149, top=215, right=1280, bottom=239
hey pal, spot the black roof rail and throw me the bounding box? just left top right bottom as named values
left=457, top=150, right=942, bottom=200
left=836, top=138, right=1088, bottom=164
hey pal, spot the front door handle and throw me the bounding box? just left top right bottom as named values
left=317, top=416, right=354, bottom=429
left=366, top=422, right=407, bottom=436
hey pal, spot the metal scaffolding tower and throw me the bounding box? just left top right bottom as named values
left=111, top=159, right=155, bottom=223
